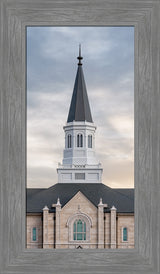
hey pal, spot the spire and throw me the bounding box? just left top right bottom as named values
left=67, top=46, right=93, bottom=123
left=77, top=44, right=83, bottom=65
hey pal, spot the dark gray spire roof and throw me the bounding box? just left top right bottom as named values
left=67, top=46, right=93, bottom=123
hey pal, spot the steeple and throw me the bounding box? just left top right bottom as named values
left=67, top=45, right=93, bottom=123
left=57, top=46, right=103, bottom=184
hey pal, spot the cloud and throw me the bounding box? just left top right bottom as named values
left=27, top=166, right=58, bottom=188
left=27, top=26, right=134, bottom=188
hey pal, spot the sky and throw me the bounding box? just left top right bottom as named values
left=27, top=26, right=134, bottom=189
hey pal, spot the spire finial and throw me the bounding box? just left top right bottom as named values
left=77, top=44, right=83, bottom=65
left=79, top=44, right=81, bottom=57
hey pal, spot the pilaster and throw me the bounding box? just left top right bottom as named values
left=52, top=198, right=61, bottom=249
left=98, top=198, right=107, bottom=249
left=110, top=205, right=117, bottom=249
left=43, top=205, right=49, bottom=249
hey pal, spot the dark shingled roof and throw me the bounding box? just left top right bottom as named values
left=67, top=61, right=93, bottom=123
left=27, top=183, right=134, bottom=214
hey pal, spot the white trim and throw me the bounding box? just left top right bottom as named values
left=66, top=212, right=92, bottom=243
left=66, top=212, right=93, bottom=227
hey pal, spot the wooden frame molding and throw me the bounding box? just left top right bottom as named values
left=0, top=0, right=160, bottom=273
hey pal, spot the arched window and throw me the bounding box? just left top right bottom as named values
left=88, top=135, right=92, bottom=148
left=73, top=219, right=86, bottom=241
left=77, top=134, right=83, bottom=147
left=67, top=213, right=92, bottom=243
left=32, top=227, right=37, bottom=241
left=123, top=227, right=128, bottom=241
left=67, top=134, right=72, bottom=148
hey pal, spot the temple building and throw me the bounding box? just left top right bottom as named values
left=26, top=46, right=134, bottom=249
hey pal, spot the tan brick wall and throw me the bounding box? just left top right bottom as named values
left=27, top=214, right=43, bottom=249
left=48, top=213, right=54, bottom=248
left=117, top=214, right=134, bottom=248
left=59, top=191, right=98, bottom=249
left=104, top=213, right=110, bottom=248
left=26, top=199, right=134, bottom=249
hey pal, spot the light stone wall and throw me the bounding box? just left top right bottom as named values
left=26, top=203, right=134, bottom=249
left=117, top=214, right=134, bottom=248
left=48, top=213, right=54, bottom=248
left=104, top=213, right=110, bottom=248
left=27, top=214, right=43, bottom=249
left=59, top=191, right=98, bottom=249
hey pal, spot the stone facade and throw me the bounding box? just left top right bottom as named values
left=117, top=213, right=134, bottom=248
left=27, top=214, right=43, bottom=249
left=26, top=191, right=134, bottom=249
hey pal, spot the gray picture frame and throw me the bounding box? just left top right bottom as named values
left=0, top=0, right=160, bottom=273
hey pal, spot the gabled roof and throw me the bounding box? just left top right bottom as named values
left=67, top=48, right=93, bottom=123
left=27, top=183, right=134, bottom=214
